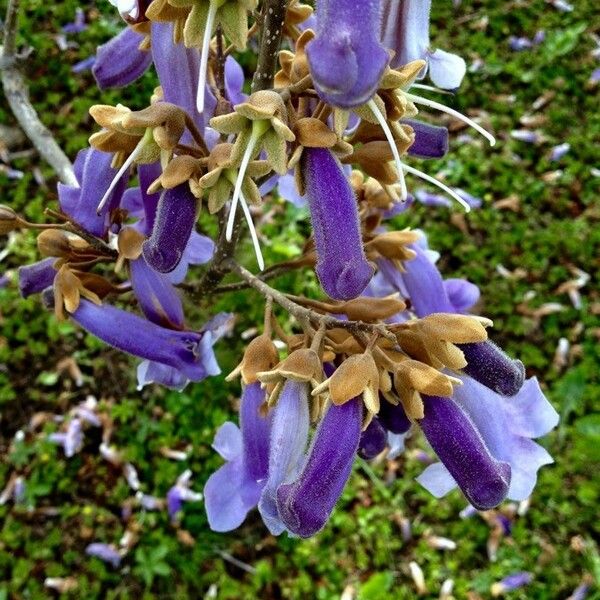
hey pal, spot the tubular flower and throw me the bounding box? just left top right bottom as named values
left=302, top=147, right=374, bottom=300
left=204, top=383, right=271, bottom=531
left=306, top=0, right=389, bottom=108
left=142, top=183, right=199, bottom=273
left=276, top=395, right=363, bottom=537
left=417, top=376, right=558, bottom=507
left=70, top=299, right=220, bottom=382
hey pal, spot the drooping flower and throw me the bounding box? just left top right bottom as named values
left=306, top=0, right=389, bottom=108
left=142, top=183, right=199, bottom=273
left=70, top=299, right=221, bottom=382
left=491, top=572, right=533, bottom=596
left=417, top=375, right=558, bottom=506
left=166, top=469, right=203, bottom=522
left=204, top=383, right=271, bottom=531
left=418, top=394, right=512, bottom=510
left=258, top=380, right=310, bottom=535
left=302, top=147, right=374, bottom=300
left=276, top=395, right=362, bottom=538
left=381, top=0, right=466, bottom=89
left=48, top=418, right=84, bottom=458
left=93, top=27, right=152, bottom=90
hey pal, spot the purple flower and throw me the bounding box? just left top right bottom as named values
left=85, top=543, right=122, bottom=568
left=276, top=396, right=363, bottom=538
left=511, top=129, right=540, bottom=144
left=509, top=36, right=534, bottom=52
left=136, top=311, right=233, bottom=391
left=166, top=469, right=203, bottom=521
left=404, top=120, right=449, bottom=159
left=93, top=27, right=152, bottom=90
left=491, top=572, right=533, bottom=595
left=458, top=341, right=525, bottom=396
left=62, top=8, right=86, bottom=34
left=550, top=142, right=571, bottom=161
left=302, top=147, right=373, bottom=300
left=72, top=56, right=96, bottom=74
left=58, top=148, right=129, bottom=238
left=419, top=394, right=511, bottom=510
left=70, top=299, right=221, bottom=382
left=163, top=230, right=215, bottom=285
left=306, top=0, right=389, bottom=108
left=18, top=258, right=56, bottom=298
left=258, top=381, right=310, bottom=535
left=142, top=183, right=199, bottom=274
left=48, top=418, right=84, bottom=458
left=381, top=0, right=466, bottom=89
left=358, top=417, right=387, bottom=459
left=204, top=383, right=271, bottom=531
left=417, top=375, right=558, bottom=505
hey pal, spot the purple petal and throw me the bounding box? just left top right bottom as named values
left=444, top=278, right=480, bottom=313
left=382, top=0, right=430, bottom=70
left=404, top=119, right=449, bottom=159
left=419, top=395, right=511, bottom=510
left=18, top=258, right=56, bottom=298
left=458, top=341, right=525, bottom=396
left=276, top=396, right=362, bottom=538
left=86, top=543, right=121, bottom=568
left=277, top=172, right=307, bottom=208
left=225, top=55, right=247, bottom=106
left=259, top=381, right=310, bottom=535
left=427, top=48, right=466, bottom=90
left=204, top=458, right=261, bottom=531
left=307, top=0, right=389, bottom=108
left=138, top=162, right=163, bottom=234
left=129, top=253, right=185, bottom=328
left=93, top=27, right=152, bottom=90
left=379, top=398, right=412, bottom=434
left=213, top=422, right=242, bottom=461
left=240, top=382, right=271, bottom=483
left=136, top=360, right=190, bottom=391
left=399, top=243, right=455, bottom=316
left=142, top=183, right=198, bottom=274
left=302, top=147, right=373, bottom=300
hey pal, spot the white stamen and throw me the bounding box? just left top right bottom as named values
left=367, top=98, right=408, bottom=200
left=239, top=190, right=265, bottom=271
left=402, top=163, right=471, bottom=212
left=225, top=134, right=258, bottom=241
left=96, top=138, right=144, bottom=215
left=196, top=2, right=218, bottom=114
left=405, top=92, right=496, bottom=147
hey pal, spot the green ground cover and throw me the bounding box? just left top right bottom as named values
left=0, top=0, right=599, bottom=598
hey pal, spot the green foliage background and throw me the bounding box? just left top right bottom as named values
left=0, top=0, right=599, bottom=598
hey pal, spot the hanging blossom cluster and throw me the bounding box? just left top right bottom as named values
left=4, top=0, right=559, bottom=539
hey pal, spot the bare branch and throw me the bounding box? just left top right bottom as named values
left=1, top=0, right=77, bottom=186
left=228, top=261, right=398, bottom=342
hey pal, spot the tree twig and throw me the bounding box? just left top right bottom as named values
left=1, top=0, right=77, bottom=186
left=228, top=261, right=398, bottom=342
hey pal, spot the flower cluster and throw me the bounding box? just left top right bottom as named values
left=6, top=0, right=558, bottom=540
